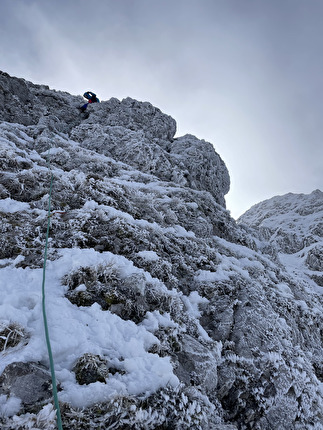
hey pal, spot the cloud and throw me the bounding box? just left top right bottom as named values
left=0, top=0, right=322, bottom=218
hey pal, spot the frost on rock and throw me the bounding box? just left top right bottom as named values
left=170, top=134, right=230, bottom=207
left=238, top=190, right=323, bottom=290
left=0, top=71, right=323, bottom=429
left=85, top=96, right=177, bottom=141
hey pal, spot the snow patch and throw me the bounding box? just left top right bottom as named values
left=0, top=248, right=179, bottom=408
left=0, top=198, right=30, bottom=213
left=137, top=250, right=160, bottom=261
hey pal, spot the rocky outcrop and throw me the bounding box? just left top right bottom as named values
left=0, top=71, right=229, bottom=206
left=170, top=134, right=230, bottom=207
left=0, top=71, right=83, bottom=132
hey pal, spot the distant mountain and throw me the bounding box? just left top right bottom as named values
left=239, top=190, right=323, bottom=289
left=0, top=71, right=322, bottom=429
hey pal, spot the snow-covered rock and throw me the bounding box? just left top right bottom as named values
left=0, top=71, right=322, bottom=429
left=238, top=190, right=323, bottom=290
left=238, top=190, right=323, bottom=252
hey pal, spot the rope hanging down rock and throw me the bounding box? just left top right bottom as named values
left=41, top=147, right=63, bottom=430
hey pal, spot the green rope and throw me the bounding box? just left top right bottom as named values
left=41, top=171, right=63, bottom=430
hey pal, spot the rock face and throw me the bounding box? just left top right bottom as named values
left=0, top=71, right=322, bottom=429
left=0, top=71, right=229, bottom=206
left=0, top=71, right=82, bottom=132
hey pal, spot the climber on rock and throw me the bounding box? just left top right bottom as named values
left=79, top=91, right=100, bottom=112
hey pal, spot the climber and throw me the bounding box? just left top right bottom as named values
left=79, top=91, right=100, bottom=112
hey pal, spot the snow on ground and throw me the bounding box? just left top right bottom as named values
left=279, top=250, right=323, bottom=295
left=0, top=248, right=179, bottom=410
left=0, top=198, right=30, bottom=213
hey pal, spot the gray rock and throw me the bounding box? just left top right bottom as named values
left=170, top=134, right=230, bottom=206
left=0, top=362, right=53, bottom=413
left=73, top=353, right=110, bottom=385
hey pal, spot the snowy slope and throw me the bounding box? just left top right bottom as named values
left=238, top=190, right=323, bottom=252
left=0, top=71, right=323, bottom=429
left=238, top=190, right=323, bottom=292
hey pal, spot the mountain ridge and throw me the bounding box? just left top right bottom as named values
left=0, top=71, right=322, bottom=429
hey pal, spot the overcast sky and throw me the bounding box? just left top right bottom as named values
left=1, top=0, right=322, bottom=218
